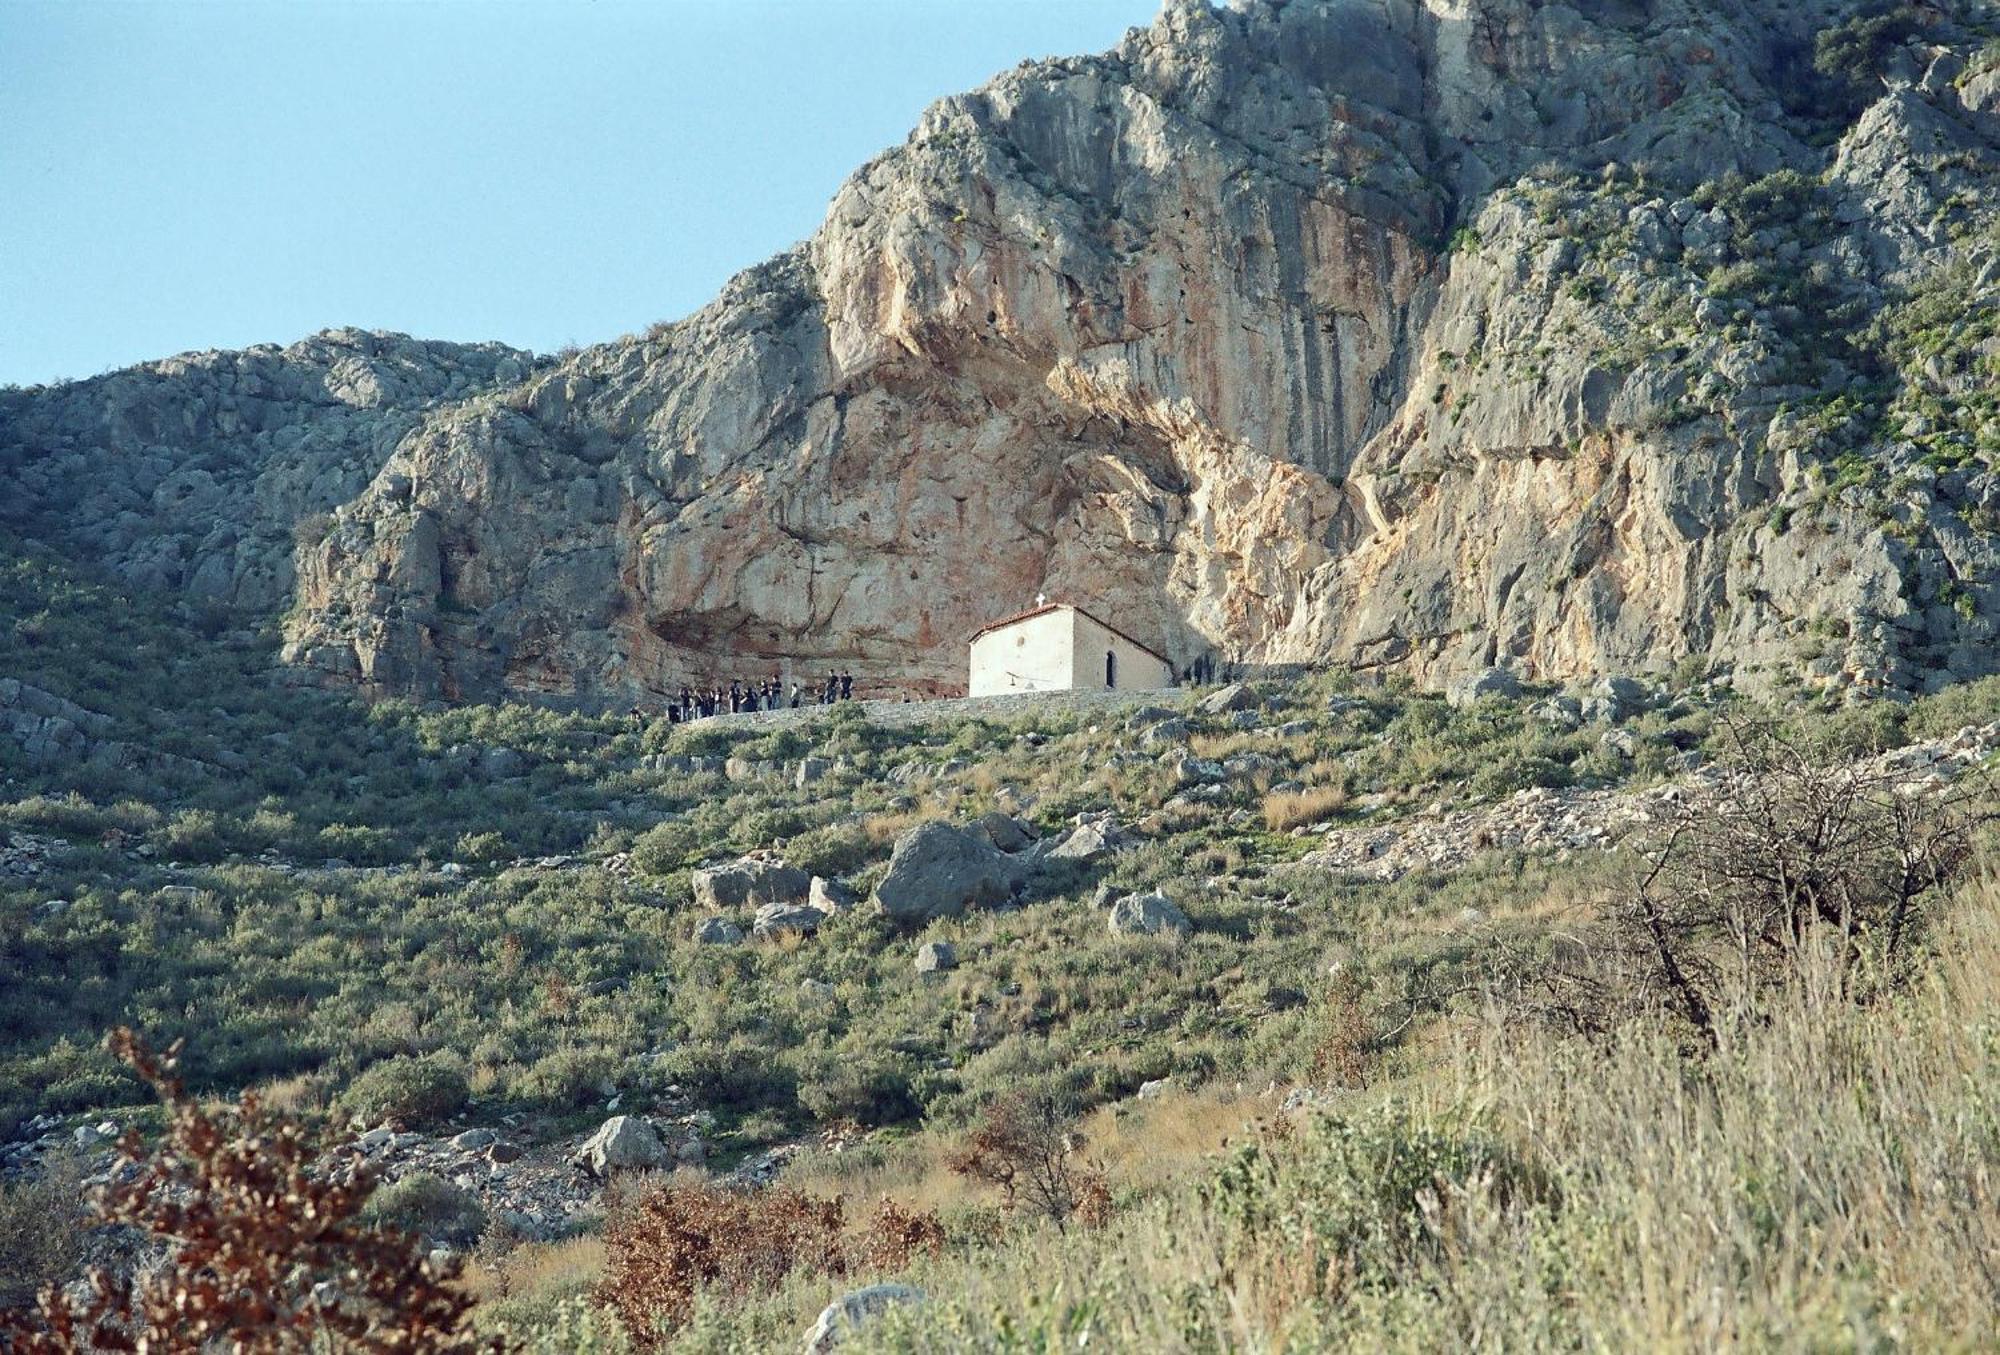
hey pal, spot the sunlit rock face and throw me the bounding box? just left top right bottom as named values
left=8, top=0, right=1999, bottom=702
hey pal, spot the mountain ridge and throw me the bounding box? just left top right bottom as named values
left=5, top=0, right=1999, bottom=704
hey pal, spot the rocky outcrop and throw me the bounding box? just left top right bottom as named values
left=6, top=2, right=1999, bottom=702
left=0, top=330, right=536, bottom=614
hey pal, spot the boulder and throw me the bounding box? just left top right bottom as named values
left=1589, top=675, right=1651, bottom=722
left=574, top=1115, right=668, bottom=1178
left=914, top=941, right=957, bottom=973
left=450, top=1127, right=496, bottom=1152
left=1530, top=696, right=1583, bottom=729
left=1172, top=752, right=1226, bottom=786
left=1108, top=891, right=1192, bottom=939
left=754, top=902, right=827, bottom=939
left=693, top=915, right=744, bottom=945
left=1138, top=717, right=1191, bottom=748
left=1137, top=1077, right=1171, bottom=1100
left=795, top=756, right=832, bottom=788
left=972, top=811, right=1036, bottom=854
left=874, top=822, right=1017, bottom=926
left=809, top=875, right=858, bottom=913
left=690, top=857, right=811, bottom=910
left=1446, top=666, right=1520, bottom=707
left=803, top=1284, right=927, bottom=1354
left=1197, top=683, right=1261, bottom=715
left=1046, top=817, right=1132, bottom=863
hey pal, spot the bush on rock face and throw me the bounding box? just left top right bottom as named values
left=342, top=1052, right=470, bottom=1128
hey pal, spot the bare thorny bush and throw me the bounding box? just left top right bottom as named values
left=0, top=1029, right=501, bottom=1354
left=945, top=1091, right=1111, bottom=1233
left=1501, top=711, right=1998, bottom=1047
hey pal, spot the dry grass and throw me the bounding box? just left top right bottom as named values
left=664, top=875, right=2000, bottom=1352
left=1080, top=1084, right=1268, bottom=1193
left=1262, top=783, right=1349, bottom=832
left=467, top=1234, right=606, bottom=1306
left=859, top=803, right=944, bottom=845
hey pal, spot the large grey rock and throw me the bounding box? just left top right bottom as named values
left=1172, top=752, right=1226, bottom=786
left=693, top=915, right=744, bottom=945
left=1588, top=675, right=1652, bottom=723
left=753, top=902, right=827, bottom=939
left=914, top=940, right=957, bottom=973
left=690, top=857, right=811, bottom=911
left=1197, top=684, right=1261, bottom=716
left=574, top=1115, right=667, bottom=1178
left=809, top=875, right=858, bottom=914
left=803, top=1284, right=926, bottom=1354
left=1108, top=891, right=1192, bottom=939
left=873, top=822, right=1017, bottom=926
left=1447, top=667, right=1520, bottom=707
left=1045, top=816, right=1133, bottom=863
left=972, top=811, right=1036, bottom=854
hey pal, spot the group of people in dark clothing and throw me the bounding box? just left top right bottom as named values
left=1180, top=652, right=1227, bottom=686
left=662, top=672, right=855, bottom=722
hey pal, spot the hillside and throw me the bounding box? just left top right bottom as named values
left=0, top=532, right=1996, bottom=1347
left=6, top=0, right=2000, bottom=703
left=5, top=1, right=2000, bottom=1349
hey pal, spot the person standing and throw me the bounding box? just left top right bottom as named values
left=840, top=671, right=853, bottom=701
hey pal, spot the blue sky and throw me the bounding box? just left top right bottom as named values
left=0, top=0, right=1159, bottom=387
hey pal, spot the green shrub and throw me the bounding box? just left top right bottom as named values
left=630, top=820, right=700, bottom=874
left=1469, top=752, right=1571, bottom=800
left=159, top=808, right=230, bottom=862
left=361, top=1170, right=487, bottom=1244
left=734, top=808, right=808, bottom=851
left=794, top=1049, right=921, bottom=1127
left=518, top=1047, right=618, bottom=1108
left=785, top=822, right=877, bottom=879
left=1208, top=1105, right=1548, bottom=1288
left=342, top=1053, right=470, bottom=1127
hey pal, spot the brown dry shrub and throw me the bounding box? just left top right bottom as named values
left=859, top=1196, right=945, bottom=1271
left=594, top=1185, right=945, bottom=1346
left=0, top=1152, right=88, bottom=1308
left=0, top=1028, right=501, bottom=1354
left=594, top=1185, right=846, bottom=1347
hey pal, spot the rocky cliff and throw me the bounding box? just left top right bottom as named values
left=5, top=0, right=1999, bottom=703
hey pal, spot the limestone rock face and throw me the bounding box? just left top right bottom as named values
left=7, top=2, right=2000, bottom=701
left=0, top=330, right=537, bottom=617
